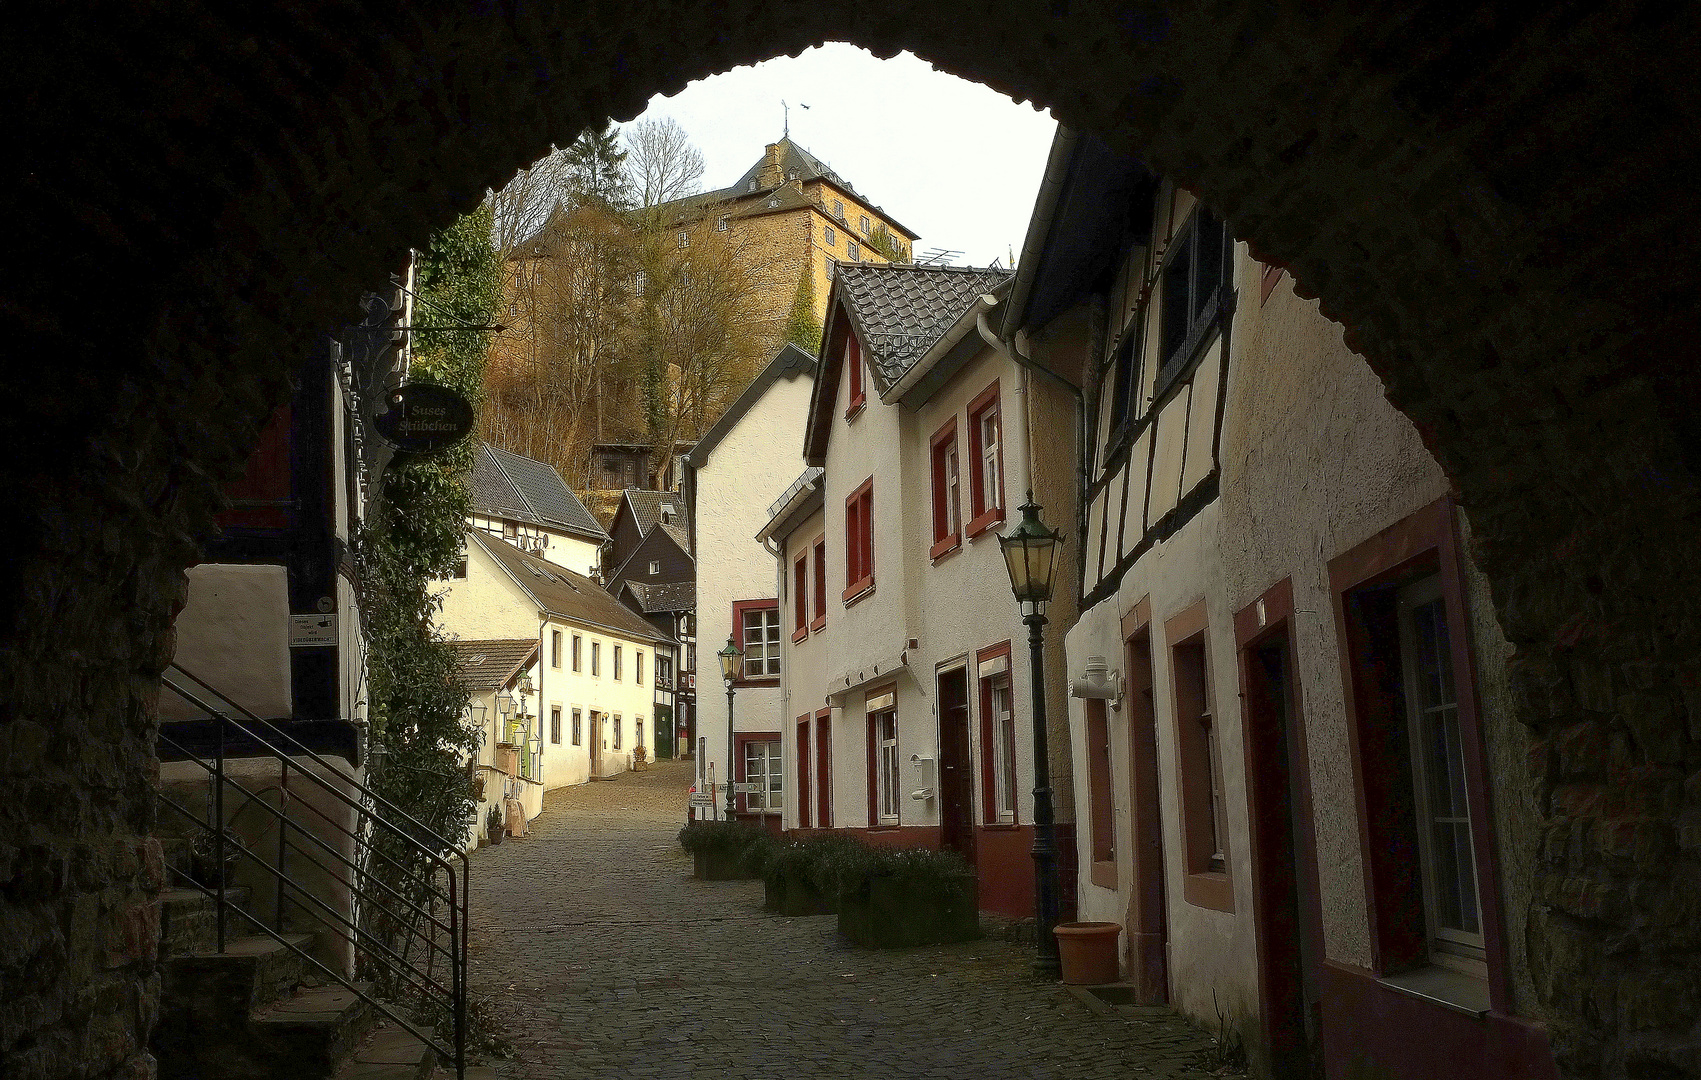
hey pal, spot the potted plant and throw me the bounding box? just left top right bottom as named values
left=759, top=838, right=841, bottom=916
left=833, top=846, right=980, bottom=948
left=485, top=803, right=504, bottom=846
left=677, top=820, right=766, bottom=880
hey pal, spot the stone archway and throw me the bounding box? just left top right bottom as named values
left=5, top=3, right=1700, bottom=1077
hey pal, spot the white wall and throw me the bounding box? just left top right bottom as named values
left=469, top=515, right=602, bottom=577
left=164, top=564, right=293, bottom=721
left=695, top=368, right=814, bottom=815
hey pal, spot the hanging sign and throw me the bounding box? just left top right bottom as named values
left=373, top=383, right=474, bottom=454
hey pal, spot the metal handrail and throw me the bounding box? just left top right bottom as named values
left=156, top=663, right=468, bottom=1078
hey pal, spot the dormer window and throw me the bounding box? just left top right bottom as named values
left=716, top=216, right=729, bottom=232
left=649, top=560, right=660, bottom=575
left=749, top=179, right=758, bottom=192
left=788, top=169, right=798, bottom=181
left=677, top=231, right=690, bottom=249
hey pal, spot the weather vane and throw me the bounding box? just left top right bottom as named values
left=782, top=99, right=810, bottom=138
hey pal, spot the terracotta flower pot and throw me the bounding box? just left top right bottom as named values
left=1055, top=921, right=1122, bottom=985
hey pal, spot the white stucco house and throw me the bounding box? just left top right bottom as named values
left=682, top=342, right=816, bottom=825
left=435, top=528, right=674, bottom=824
left=757, top=263, right=1082, bottom=922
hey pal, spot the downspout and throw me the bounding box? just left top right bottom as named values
left=975, top=315, right=1087, bottom=562
left=762, top=533, right=787, bottom=831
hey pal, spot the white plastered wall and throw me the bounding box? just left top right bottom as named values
left=164, top=564, right=293, bottom=721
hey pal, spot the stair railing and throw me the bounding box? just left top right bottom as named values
left=154, top=662, right=469, bottom=1079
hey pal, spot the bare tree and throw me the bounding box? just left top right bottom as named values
left=624, top=118, right=706, bottom=215
left=488, top=147, right=574, bottom=261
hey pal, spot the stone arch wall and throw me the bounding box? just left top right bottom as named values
left=4, top=2, right=1699, bottom=1077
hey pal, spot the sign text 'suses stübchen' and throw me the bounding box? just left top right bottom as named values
left=373, top=383, right=475, bottom=455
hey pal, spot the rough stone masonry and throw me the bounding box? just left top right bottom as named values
left=3, top=2, right=1700, bottom=1078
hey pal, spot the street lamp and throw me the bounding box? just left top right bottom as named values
left=717, top=635, right=743, bottom=824
left=1000, top=492, right=1066, bottom=978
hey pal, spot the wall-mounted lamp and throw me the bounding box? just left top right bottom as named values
left=1069, top=655, right=1124, bottom=709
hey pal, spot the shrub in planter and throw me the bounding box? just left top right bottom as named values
left=835, top=847, right=980, bottom=948
left=757, top=840, right=838, bottom=916
left=677, top=820, right=767, bottom=881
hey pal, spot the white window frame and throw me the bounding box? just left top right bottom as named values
left=743, top=739, right=783, bottom=811
left=979, top=409, right=1002, bottom=514
left=1398, top=574, right=1486, bottom=971
left=742, top=607, right=781, bottom=678
left=871, top=697, right=900, bottom=825
left=987, top=672, right=1016, bottom=823
left=824, top=225, right=836, bottom=246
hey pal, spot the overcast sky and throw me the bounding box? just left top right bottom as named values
left=623, top=44, right=1057, bottom=269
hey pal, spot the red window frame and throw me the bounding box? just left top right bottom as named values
left=929, top=416, right=962, bottom=561
left=796, top=716, right=813, bottom=829
left=843, top=478, right=874, bottom=604
left=844, top=333, right=866, bottom=419
left=811, top=535, right=827, bottom=631
left=966, top=381, right=1006, bottom=538
left=862, top=684, right=897, bottom=827
left=814, top=708, right=833, bottom=829
left=730, top=598, right=781, bottom=687
left=976, top=640, right=1017, bottom=826
left=792, top=553, right=809, bottom=642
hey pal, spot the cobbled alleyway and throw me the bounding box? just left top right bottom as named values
left=467, top=760, right=1238, bottom=1079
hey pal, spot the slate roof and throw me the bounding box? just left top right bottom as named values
left=620, top=489, right=687, bottom=540
left=834, top=264, right=1014, bottom=393
left=470, top=531, right=674, bottom=646
left=449, top=639, right=539, bottom=693
left=622, top=580, right=696, bottom=614
left=471, top=444, right=609, bottom=543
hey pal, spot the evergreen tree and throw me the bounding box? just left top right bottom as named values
left=566, top=121, right=632, bottom=211
left=784, top=266, right=821, bottom=355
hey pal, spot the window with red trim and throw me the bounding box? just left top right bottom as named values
left=929, top=417, right=962, bottom=559
left=843, top=479, right=874, bottom=602
left=811, top=536, right=827, bottom=630
left=730, top=599, right=780, bottom=684
left=967, top=381, right=1006, bottom=538
left=844, top=333, right=866, bottom=418
left=976, top=642, right=1016, bottom=824
left=796, top=716, right=813, bottom=829
left=792, top=554, right=809, bottom=642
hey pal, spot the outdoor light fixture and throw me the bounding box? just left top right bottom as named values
left=1002, top=493, right=1067, bottom=979
left=1000, top=493, right=1064, bottom=617
left=718, top=635, right=743, bottom=824
left=494, top=691, right=514, bottom=720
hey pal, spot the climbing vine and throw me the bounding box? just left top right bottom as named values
left=355, top=205, right=499, bottom=983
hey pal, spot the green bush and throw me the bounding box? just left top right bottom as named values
left=676, top=819, right=768, bottom=857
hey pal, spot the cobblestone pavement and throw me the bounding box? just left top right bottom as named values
left=467, top=760, right=1238, bottom=1079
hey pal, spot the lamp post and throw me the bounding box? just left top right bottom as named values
left=1000, top=492, right=1066, bottom=979
left=717, top=636, right=743, bottom=824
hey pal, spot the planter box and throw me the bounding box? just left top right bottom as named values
left=838, top=873, right=979, bottom=948
left=775, top=870, right=835, bottom=917
left=694, top=849, right=757, bottom=881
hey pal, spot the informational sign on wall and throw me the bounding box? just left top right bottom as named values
left=289, top=613, right=337, bottom=647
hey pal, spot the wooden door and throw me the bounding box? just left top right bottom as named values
left=937, top=667, right=976, bottom=864
left=1125, top=631, right=1169, bottom=1003
left=1244, top=634, right=1324, bottom=1079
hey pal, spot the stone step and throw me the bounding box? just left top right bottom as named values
left=166, top=932, right=317, bottom=1016
left=249, top=983, right=378, bottom=1079
left=159, top=885, right=252, bottom=956
left=333, top=1023, right=439, bottom=1080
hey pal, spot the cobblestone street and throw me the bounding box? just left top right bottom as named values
left=467, top=760, right=1236, bottom=1079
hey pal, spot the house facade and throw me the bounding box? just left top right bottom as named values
left=758, top=264, right=1081, bottom=920
left=1012, top=130, right=1555, bottom=1078
left=469, top=442, right=609, bottom=575
left=436, top=529, right=671, bottom=819
left=604, top=487, right=698, bottom=756
left=683, top=343, right=816, bottom=825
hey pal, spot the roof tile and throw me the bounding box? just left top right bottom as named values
left=836, top=264, right=1013, bottom=393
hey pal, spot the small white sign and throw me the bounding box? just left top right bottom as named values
left=290, top=613, right=337, bottom=647
left=688, top=793, right=714, bottom=808
left=732, top=782, right=761, bottom=794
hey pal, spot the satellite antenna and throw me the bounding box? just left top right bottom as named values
left=918, top=247, right=964, bottom=266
